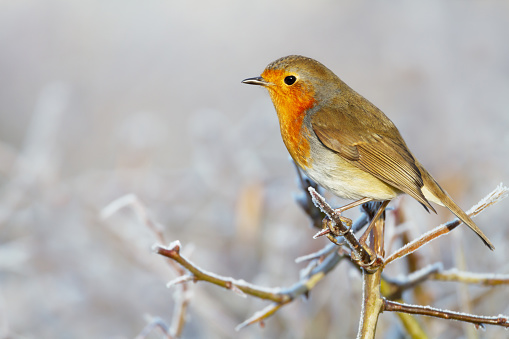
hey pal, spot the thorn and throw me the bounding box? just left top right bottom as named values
left=475, top=323, right=486, bottom=331
left=230, top=284, right=247, bottom=298
left=313, top=228, right=331, bottom=239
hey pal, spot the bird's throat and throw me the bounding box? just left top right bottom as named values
left=269, top=89, right=316, bottom=169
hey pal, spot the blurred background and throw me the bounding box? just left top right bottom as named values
left=0, top=1, right=508, bottom=338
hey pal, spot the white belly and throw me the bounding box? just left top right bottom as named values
left=302, top=145, right=400, bottom=201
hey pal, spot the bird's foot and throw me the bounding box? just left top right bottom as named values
left=351, top=250, right=383, bottom=273
left=313, top=215, right=352, bottom=241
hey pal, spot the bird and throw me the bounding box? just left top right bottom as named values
left=242, top=55, right=494, bottom=250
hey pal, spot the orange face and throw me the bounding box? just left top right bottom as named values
left=261, top=68, right=317, bottom=169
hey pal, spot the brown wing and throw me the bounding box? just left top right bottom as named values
left=311, top=97, right=435, bottom=213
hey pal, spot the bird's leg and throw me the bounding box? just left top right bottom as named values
left=359, top=200, right=390, bottom=246
left=334, top=197, right=373, bottom=214
left=313, top=215, right=352, bottom=239
left=314, top=197, right=372, bottom=240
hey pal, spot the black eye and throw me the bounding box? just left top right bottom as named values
left=284, top=75, right=297, bottom=85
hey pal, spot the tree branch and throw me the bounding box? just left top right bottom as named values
left=102, top=194, right=190, bottom=338
left=383, top=263, right=443, bottom=300
left=384, top=300, right=509, bottom=329
left=308, top=187, right=378, bottom=268
left=357, top=202, right=386, bottom=339
left=431, top=269, right=509, bottom=286
left=155, top=239, right=347, bottom=329
left=358, top=269, right=384, bottom=339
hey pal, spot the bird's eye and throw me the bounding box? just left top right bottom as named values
left=284, top=75, right=297, bottom=86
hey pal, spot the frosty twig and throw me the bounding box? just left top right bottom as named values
left=384, top=300, right=509, bottom=328
left=155, top=239, right=347, bottom=329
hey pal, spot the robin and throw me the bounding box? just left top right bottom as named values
left=242, top=55, right=494, bottom=250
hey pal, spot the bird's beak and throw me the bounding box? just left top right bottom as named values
left=242, top=76, right=270, bottom=86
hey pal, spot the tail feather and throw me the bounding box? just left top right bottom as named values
left=436, top=188, right=494, bottom=250
left=418, top=164, right=495, bottom=250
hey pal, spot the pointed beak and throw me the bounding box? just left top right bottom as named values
left=241, top=76, right=270, bottom=86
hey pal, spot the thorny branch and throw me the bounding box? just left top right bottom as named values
left=307, top=184, right=509, bottom=337
left=106, top=182, right=508, bottom=337
left=383, top=263, right=444, bottom=300
left=308, top=187, right=380, bottom=269
left=382, top=263, right=509, bottom=300
left=384, top=300, right=509, bottom=329
left=294, top=213, right=368, bottom=263
left=101, top=194, right=189, bottom=339
left=154, top=239, right=348, bottom=330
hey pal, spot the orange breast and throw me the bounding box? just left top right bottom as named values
left=261, top=69, right=317, bottom=169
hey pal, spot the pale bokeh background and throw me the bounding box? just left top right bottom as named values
left=1, top=1, right=508, bottom=338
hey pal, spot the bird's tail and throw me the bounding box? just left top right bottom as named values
left=418, top=164, right=495, bottom=250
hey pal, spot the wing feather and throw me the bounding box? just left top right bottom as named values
left=311, top=99, right=435, bottom=212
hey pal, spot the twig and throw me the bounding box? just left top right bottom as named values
left=385, top=184, right=508, bottom=266
left=155, top=240, right=347, bottom=329
left=102, top=194, right=190, bottom=338
left=295, top=213, right=369, bottom=263
left=381, top=262, right=509, bottom=334
left=431, top=269, right=509, bottom=286
left=156, top=240, right=345, bottom=301
left=135, top=316, right=174, bottom=339
left=384, top=300, right=509, bottom=328
left=155, top=241, right=288, bottom=302
left=357, top=202, right=386, bottom=339
left=169, top=285, right=191, bottom=337
left=380, top=280, right=429, bottom=339
left=308, top=187, right=376, bottom=268
left=101, top=194, right=166, bottom=244
left=101, top=194, right=187, bottom=277
left=111, top=180, right=508, bottom=336
left=393, top=312, right=429, bottom=339
left=235, top=303, right=285, bottom=331
left=295, top=242, right=338, bottom=263
left=383, top=263, right=443, bottom=300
